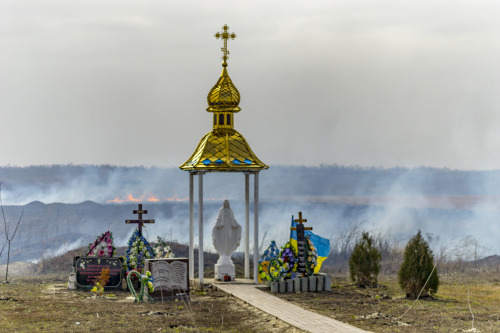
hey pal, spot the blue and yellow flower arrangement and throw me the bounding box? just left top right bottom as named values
left=125, top=229, right=155, bottom=275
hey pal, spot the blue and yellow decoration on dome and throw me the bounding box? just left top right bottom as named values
left=180, top=24, right=268, bottom=172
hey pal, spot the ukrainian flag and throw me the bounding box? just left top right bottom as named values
left=290, top=215, right=299, bottom=256
left=289, top=215, right=330, bottom=274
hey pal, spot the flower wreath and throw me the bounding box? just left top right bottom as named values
left=87, top=231, right=116, bottom=257
left=304, top=236, right=318, bottom=276
left=154, top=236, right=175, bottom=259
left=268, top=258, right=287, bottom=282
left=125, top=229, right=155, bottom=275
left=126, top=270, right=154, bottom=303
left=258, top=240, right=280, bottom=283
left=280, top=242, right=298, bottom=279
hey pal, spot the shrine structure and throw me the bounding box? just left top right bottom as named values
left=180, top=25, right=268, bottom=284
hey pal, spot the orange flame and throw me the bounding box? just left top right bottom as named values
left=105, top=193, right=189, bottom=203
left=165, top=195, right=188, bottom=202
left=106, top=194, right=143, bottom=203
left=125, top=194, right=142, bottom=202
left=146, top=194, right=160, bottom=202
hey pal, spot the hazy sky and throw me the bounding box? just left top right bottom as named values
left=1, top=0, right=500, bottom=170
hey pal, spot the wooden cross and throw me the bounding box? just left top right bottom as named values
left=290, top=212, right=313, bottom=231
left=126, top=204, right=155, bottom=236
left=214, top=24, right=237, bottom=64
left=290, top=212, right=312, bottom=276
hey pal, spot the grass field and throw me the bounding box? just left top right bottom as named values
left=0, top=275, right=298, bottom=333
left=276, top=274, right=500, bottom=332
left=0, top=272, right=499, bottom=332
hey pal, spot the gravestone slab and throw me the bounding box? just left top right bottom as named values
left=74, top=256, right=123, bottom=290
left=145, top=258, right=189, bottom=301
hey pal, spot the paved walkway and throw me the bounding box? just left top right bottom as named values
left=212, top=281, right=370, bottom=333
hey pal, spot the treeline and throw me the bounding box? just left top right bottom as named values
left=0, top=165, right=166, bottom=190
left=264, top=165, right=500, bottom=196
left=1, top=164, right=500, bottom=197
left=323, top=224, right=500, bottom=278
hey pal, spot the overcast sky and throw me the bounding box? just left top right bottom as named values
left=1, top=0, right=500, bottom=170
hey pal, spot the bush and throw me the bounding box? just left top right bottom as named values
left=398, top=230, right=439, bottom=298
left=349, top=232, right=381, bottom=287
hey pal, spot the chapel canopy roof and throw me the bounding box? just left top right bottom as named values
left=179, top=129, right=268, bottom=172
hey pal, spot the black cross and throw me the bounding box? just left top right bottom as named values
left=126, top=204, right=155, bottom=236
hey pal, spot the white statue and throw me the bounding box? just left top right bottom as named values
left=212, top=200, right=242, bottom=280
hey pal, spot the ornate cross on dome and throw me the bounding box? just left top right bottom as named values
left=214, top=24, right=237, bottom=65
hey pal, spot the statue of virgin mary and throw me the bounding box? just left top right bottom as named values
left=212, top=200, right=242, bottom=257
left=212, top=200, right=242, bottom=280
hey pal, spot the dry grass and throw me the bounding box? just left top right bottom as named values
left=275, top=274, right=500, bottom=332
left=2, top=263, right=500, bottom=332
left=0, top=275, right=299, bottom=333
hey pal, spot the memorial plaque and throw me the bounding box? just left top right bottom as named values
left=145, top=258, right=189, bottom=301
left=75, top=257, right=123, bottom=290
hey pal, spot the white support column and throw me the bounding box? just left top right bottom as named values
left=253, top=172, right=259, bottom=284
left=198, top=172, right=204, bottom=285
left=244, top=173, right=250, bottom=279
left=189, top=172, right=194, bottom=280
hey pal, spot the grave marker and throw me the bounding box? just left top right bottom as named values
left=145, top=258, right=189, bottom=301
left=125, top=203, right=155, bottom=236
left=290, top=212, right=312, bottom=275
left=75, top=257, right=123, bottom=290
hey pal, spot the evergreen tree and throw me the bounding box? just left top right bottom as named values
left=349, top=232, right=381, bottom=287
left=398, top=230, right=439, bottom=298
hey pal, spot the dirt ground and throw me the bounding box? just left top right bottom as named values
left=274, top=275, right=500, bottom=333
left=1, top=271, right=500, bottom=332
left=0, top=275, right=303, bottom=333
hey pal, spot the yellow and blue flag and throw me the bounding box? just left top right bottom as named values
left=290, top=215, right=299, bottom=256
left=289, top=215, right=330, bottom=274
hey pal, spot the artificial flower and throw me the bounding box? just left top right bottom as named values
left=87, top=231, right=116, bottom=257
left=125, top=228, right=155, bottom=274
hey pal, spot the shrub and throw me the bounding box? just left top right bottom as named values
left=398, top=230, right=439, bottom=298
left=349, top=232, right=381, bottom=287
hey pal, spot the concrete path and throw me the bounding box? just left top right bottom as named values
left=212, top=281, right=370, bottom=333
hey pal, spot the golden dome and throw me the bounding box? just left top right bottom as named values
left=206, top=66, right=241, bottom=112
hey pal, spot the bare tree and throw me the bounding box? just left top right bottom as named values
left=258, top=222, right=271, bottom=254
left=0, top=182, right=23, bottom=282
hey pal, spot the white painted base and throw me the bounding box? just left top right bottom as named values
left=214, top=262, right=236, bottom=280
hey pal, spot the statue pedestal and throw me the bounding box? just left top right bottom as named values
left=214, top=255, right=235, bottom=281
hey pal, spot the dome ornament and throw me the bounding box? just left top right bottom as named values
left=214, top=24, right=237, bottom=67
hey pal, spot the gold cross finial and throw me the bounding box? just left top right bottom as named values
left=214, top=24, right=237, bottom=67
